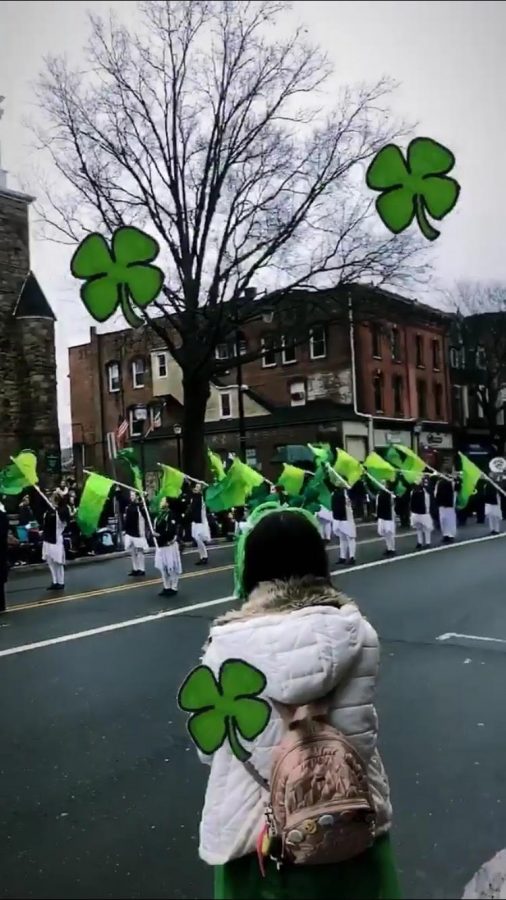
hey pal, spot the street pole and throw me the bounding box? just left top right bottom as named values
left=236, top=323, right=247, bottom=462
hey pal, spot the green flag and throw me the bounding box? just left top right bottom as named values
left=208, top=449, right=226, bottom=483
left=277, top=464, right=306, bottom=497
left=206, top=458, right=264, bottom=513
left=302, top=465, right=332, bottom=512
left=457, top=452, right=483, bottom=510
left=150, top=465, right=185, bottom=514
left=246, top=481, right=271, bottom=511
left=385, top=444, right=425, bottom=484
left=76, top=473, right=114, bottom=537
left=334, top=448, right=363, bottom=487
left=0, top=451, right=38, bottom=495
left=117, top=447, right=143, bottom=492
left=308, top=443, right=333, bottom=466
left=364, top=452, right=396, bottom=485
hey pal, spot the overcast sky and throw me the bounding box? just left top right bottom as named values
left=1, top=0, right=505, bottom=443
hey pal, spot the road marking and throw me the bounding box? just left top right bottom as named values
left=6, top=564, right=233, bottom=614
left=6, top=533, right=413, bottom=614
left=437, top=632, right=506, bottom=645
left=1, top=531, right=505, bottom=659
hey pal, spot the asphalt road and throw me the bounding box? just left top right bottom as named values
left=1, top=522, right=506, bottom=899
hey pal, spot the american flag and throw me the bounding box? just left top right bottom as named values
left=116, top=418, right=129, bottom=444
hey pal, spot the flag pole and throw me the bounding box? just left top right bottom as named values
left=139, top=492, right=158, bottom=549
left=479, top=470, right=506, bottom=500
left=156, top=463, right=208, bottom=487
left=8, top=456, right=54, bottom=510
left=364, top=470, right=395, bottom=497
left=83, top=468, right=144, bottom=496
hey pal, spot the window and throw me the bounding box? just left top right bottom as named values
left=371, top=324, right=382, bottom=359
left=392, top=375, right=403, bottom=416
left=434, top=382, right=443, bottom=419
left=215, top=343, right=229, bottom=360
left=261, top=335, right=276, bottom=367
left=149, top=405, right=163, bottom=430
left=391, top=327, right=401, bottom=362
left=476, top=347, right=487, bottom=369
left=236, top=332, right=247, bottom=356
left=373, top=372, right=384, bottom=412
left=450, top=345, right=465, bottom=369
left=432, top=340, right=440, bottom=371
left=220, top=392, right=232, bottom=418
left=310, top=326, right=327, bottom=359
left=417, top=378, right=427, bottom=418
left=415, top=334, right=424, bottom=368
left=107, top=362, right=120, bottom=393
left=281, top=335, right=297, bottom=365
left=246, top=447, right=258, bottom=468
left=132, top=358, right=146, bottom=389
left=156, top=353, right=167, bottom=378
left=290, top=380, right=306, bottom=407
left=128, top=408, right=144, bottom=437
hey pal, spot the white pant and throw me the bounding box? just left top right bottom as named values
left=487, top=511, right=502, bottom=534
left=194, top=533, right=208, bottom=560
left=384, top=532, right=395, bottom=552
left=47, top=559, right=64, bottom=586
left=339, top=534, right=356, bottom=561
left=414, top=523, right=432, bottom=546
left=130, top=547, right=145, bottom=572
left=161, top=571, right=179, bottom=591
left=439, top=507, right=457, bottom=538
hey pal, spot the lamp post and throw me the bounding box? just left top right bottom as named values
left=173, top=424, right=182, bottom=469
left=134, top=405, right=148, bottom=484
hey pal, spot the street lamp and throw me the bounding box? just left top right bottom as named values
left=173, top=424, right=182, bottom=469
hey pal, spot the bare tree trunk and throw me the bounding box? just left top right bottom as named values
left=182, top=374, right=210, bottom=479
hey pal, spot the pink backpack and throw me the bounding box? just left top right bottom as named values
left=245, top=699, right=376, bottom=868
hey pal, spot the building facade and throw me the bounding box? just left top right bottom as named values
left=0, top=185, right=60, bottom=474
left=69, top=286, right=454, bottom=481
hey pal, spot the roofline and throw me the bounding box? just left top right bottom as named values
left=0, top=186, right=34, bottom=204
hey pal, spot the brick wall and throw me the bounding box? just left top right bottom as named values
left=221, top=318, right=352, bottom=406
left=356, top=317, right=451, bottom=424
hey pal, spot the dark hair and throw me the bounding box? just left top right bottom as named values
left=242, top=510, right=330, bottom=596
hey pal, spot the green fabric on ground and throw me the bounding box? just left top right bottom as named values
left=214, top=833, right=401, bottom=900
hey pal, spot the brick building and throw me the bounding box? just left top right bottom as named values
left=0, top=180, right=60, bottom=474
left=69, top=285, right=454, bottom=481
left=353, top=288, right=454, bottom=466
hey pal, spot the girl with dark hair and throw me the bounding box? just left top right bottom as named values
left=193, top=506, right=399, bottom=900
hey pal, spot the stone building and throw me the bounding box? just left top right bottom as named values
left=0, top=182, right=60, bottom=474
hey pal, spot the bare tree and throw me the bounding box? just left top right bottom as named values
left=451, top=281, right=506, bottom=454
left=35, top=0, right=427, bottom=476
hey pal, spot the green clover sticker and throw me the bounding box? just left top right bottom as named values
left=178, top=659, right=271, bottom=762
left=366, top=137, right=460, bottom=242
left=70, top=226, right=164, bottom=327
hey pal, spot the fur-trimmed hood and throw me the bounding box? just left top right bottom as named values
left=207, top=577, right=372, bottom=709
left=215, top=576, right=350, bottom=626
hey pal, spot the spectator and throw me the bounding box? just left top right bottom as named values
left=191, top=508, right=399, bottom=899
left=18, top=494, right=34, bottom=526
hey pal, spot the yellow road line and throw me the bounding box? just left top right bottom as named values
left=5, top=532, right=413, bottom=617
left=6, top=564, right=233, bottom=614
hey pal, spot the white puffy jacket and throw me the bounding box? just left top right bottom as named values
left=196, top=578, right=392, bottom=865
